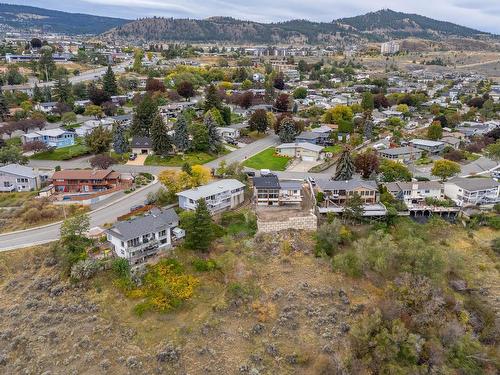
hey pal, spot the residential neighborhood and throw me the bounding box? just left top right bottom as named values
left=0, top=2, right=499, bottom=374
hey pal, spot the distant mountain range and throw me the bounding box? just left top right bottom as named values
left=101, top=9, right=496, bottom=44
left=0, top=4, right=496, bottom=44
left=0, top=3, right=127, bottom=35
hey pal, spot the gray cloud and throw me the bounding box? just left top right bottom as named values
left=8, top=0, right=500, bottom=33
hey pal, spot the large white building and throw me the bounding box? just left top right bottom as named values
left=381, top=41, right=400, bottom=55
left=444, top=178, right=500, bottom=207
left=177, top=179, right=246, bottom=214
left=106, top=208, right=181, bottom=265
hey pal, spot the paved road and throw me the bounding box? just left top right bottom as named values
left=205, top=134, right=280, bottom=168
left=4, top=60, right=131, bottom=91
left=0, top=179, right=160, bottom=251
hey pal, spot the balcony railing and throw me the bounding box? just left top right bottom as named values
left=128, top=239, right=159, bottom=253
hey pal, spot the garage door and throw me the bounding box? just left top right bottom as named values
left=302, top=156, right=315, bottom=162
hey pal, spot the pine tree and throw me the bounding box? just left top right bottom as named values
left=363, top=110, right=374, bottom=140
left=204, top=112, right=222, bottom=153
left=112, top=123, right=129, bottom=154
left=53, top=75, right=72, bottom=104
left=204, top=84, right=221, bottom=112
left=42, top=86, right=52, bottom=102
left=173, top=114, right=190, bottom=152
left=334, top=147, right=355, bottom=181
left=0, top=90, right=9, bottom=121
left=184, top=199, right=214, bottom=252
left=102, top=65, right=118, bottom=96
left=150, top=113, right=172, bottom=156
left=32, top=84, right=43, bottom=103
left=131, top=94, right=158, bottom=137
left=278, top=118, right=298, bottom=143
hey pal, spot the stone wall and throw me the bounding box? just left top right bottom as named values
left=257, top=213, right=318, bottom=233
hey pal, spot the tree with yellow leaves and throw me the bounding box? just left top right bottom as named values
left=158, top=164, right=212, bottom=200
left=190, top=165, right=212, bottom=186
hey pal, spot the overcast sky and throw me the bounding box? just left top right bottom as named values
left=8, top=0, right=500, bottom=34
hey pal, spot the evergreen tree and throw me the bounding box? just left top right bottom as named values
left=363, top=110, right=374, bottom=140
left=0, top=90, right=9, bottom=121
left=53, top=74, right=72, bottom=104
left=204, top=112, right=222, bottom=153
left=278, top=118, right=298, bottom=143
left=361, top=92, right=374, bottom=111
left=38, top=46, right=55, bottom=81
left=334, top=147, right=355, bottom=181
left=32, top=84, right=43, bottom=103
left=191, top=123, right=209, bottom=152
left=173, top=114, right=190, bottom=152
left=112, top=123, right=129, bottom=154
left=204, top=84, right=221, bottom=112
left=131, top=95, right=158, bottom=137
left=42, top=86, right=52, bottom=102
left=150, top=113, right=172, bottom=156
left=184, top=199, right=214, bottom=252
left=102, top=65, right=118, bottom=96
left=221, top=106, right=231, bottom=126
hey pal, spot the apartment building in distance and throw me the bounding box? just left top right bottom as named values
left=381, top=41, right=400, bottom=55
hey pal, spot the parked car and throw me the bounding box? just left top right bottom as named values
left=129, top=153, right=137, bottom=161
left=307, top=176, right=316, bottom=186
left=245, top=171, right=256, bottom=177
left=130, top=205, right=144, bottom=212
left=226, top=137, right=238, bottom=146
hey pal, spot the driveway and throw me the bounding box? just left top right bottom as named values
left=126, top=154, right=148, bottom=166
left=286, top=160, right=320, bottom=173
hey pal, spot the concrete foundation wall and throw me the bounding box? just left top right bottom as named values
left=257, top=213, right=317, bottom=233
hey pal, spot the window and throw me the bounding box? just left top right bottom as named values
left=121, top=241, right=124, bottom=247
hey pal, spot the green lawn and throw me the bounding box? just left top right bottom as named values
left=242, top=147, right=290, bottom=171
left=30, top=143, right=90, bottom=161
left=145, top=150, right=227, bottom=166
left=323, top=144, right=343, bottom=155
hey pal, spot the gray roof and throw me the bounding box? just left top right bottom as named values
left=409, top=139, right=444, bottom=147
left=316, top=178, right=378, bottom=191
left=131, top=136, right=152, bottom=148
left=253, top=175, right=280, bottom=189
left=0, top=164, right=36, bottom=178
left=276, top=142, right=324, bottom=152
left=379, top=146, right=421, bottom=156
left=177, top=179, right=245, bottom=200
left=447, top=177, right=499, bottom=191
left=385, top=181, right=442, bottom=192
left=279, top=180, right=302, bottom=190
left=106, top=208, right=179, bottom=242
left=295, top=131, right=323, bottom=140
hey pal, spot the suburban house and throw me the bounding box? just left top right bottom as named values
left=106, top=208, right=182, bottom=265
left=131, top=136, right=153, bottom=155
left=378, top=146, right=423, bottom=163
left=216, top=127, right=240, bottom=140
left=295, top=131, right=330, bottom=145
left=384, top=181, right=443, bottom=205
left=444, top=178, right=500, bottom=207
left=275, top=143, right=324, bottom=162
left=315, top=179, right=387, bottom=216
left=253, top=175, right=303, bottom=206
left=441, top=136, right=461, bottom=150
left=0, top=164, right=44, bottom=192
left=177, top=179, right=246, bottom=214
left=22, top=128, right=76, bottom=148
left=34, top=101, right=58, bottom=113
left=409, top=139, right=445, bottom=154
left=51, top=169, right=123, bottom=193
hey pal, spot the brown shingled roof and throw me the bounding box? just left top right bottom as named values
left=52, top=169, right=114, bottom=180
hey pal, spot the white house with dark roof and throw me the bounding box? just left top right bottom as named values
left=131, top=136, right=153, bottom=155
left=444, top=177, right=500, bottom=207
left=0, top=164, right=43, bottom=192
left=177, top=179, right=246, bottom=214
left=106, top=207, right=181, bottom=265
